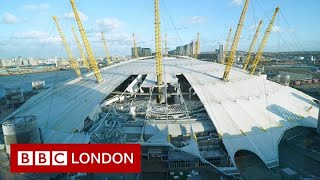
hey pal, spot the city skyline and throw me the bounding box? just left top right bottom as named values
left=1, top=0, right=319, bottom=58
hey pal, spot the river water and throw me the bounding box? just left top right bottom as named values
left=0, top=70, right=81, bottom=98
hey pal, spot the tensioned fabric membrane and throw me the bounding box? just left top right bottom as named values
left=5, top=57, right=319, bottom=169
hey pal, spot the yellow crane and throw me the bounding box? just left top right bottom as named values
left=222, top=28, right=232, bottom=64
left=195, top=32, right=200, bottom=59
left=71, top=26, right=90, bottom=71
left=154, top=0, right=163, bottom=103
left=132, top=33, right=139, bottom=59
left=243, top=20, right=263, bottom=70
left=223, top=0, right=249, bottom=81
left=52, top=16, right=81, bottom=77
left=250, top=7, right=279, bottom=75
left=70, top=0, right=103, bottom=82
left=101, top=32, right=111, bottom=65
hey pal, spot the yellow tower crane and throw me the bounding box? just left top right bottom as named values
left=70, top=0, right=103, bottom=83
left=250, top=7, right=279, bottom=75
left=101, top=32, right=111, bottom=66
left=71, top=26, right=90, bottom=71
left=132, top=33, right=139, bottom=59
left=223, top=0, right=249, bottom=81
left=222, top=28, right=232, bottom=64
left=243, top=20, right=263, bottom=70
left=195, top=32, right=200, bottom=59
left=52, top=16, right=81, bottom=77
left=154, top=0, right=163, bottom=103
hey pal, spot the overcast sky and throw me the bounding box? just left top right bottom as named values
left=0, top=0, right=319, bottom=58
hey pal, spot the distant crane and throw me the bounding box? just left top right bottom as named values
left=195, top=32, right=200, bottom=59
left=223, top=0, right=249, bottom=81
left=70, top=0, right=103, bottom=83
left=154, top=0, right=163, bottom=103
left=243, top=20, right=263, bottom=70
left=52, top=16, right=81, bottom=77
left=250, top=7, right=279, bottom=75
left=132, top=33, right=139, bottom=59
left=222, top=28, right=232, bottom=64
left=71, top=26, right=90, bottom=71
left=101, top=32, right=111, bottom=66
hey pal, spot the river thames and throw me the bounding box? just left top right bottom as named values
left=0, top=70, right=83, bottom=98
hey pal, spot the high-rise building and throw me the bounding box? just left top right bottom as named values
left=218, top=45, right=224, bottom=63
left=131, top=47, right=141, bottom=58
left=183, top=44, right=190, bottom=56
left=141, top=48, right=151, bottom=57
left=168, top=50, right=176, bottom=55
left=131, top=47, right=152, bottom=58
left=176, top=46, right=184, bottom=56
left=0, top=58, right=4, bottom=68
left=189, top=41, right=196, bottom=57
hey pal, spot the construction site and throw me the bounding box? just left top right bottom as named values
left=0, top=0, right=320, bottom=180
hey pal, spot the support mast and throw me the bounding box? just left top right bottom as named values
left=250, top=7, right=279, bottom=75
left=101, top=32, right=111, bottom=65
left=222, top=28, right=232, bottom=64
left=70, top=0, right=103, bottom=82
left=195, top=32, right=200, bottom=59
left=132, top=33, right=139, bottom=59
left=71, top=26, right=90, bottom=71
left=222, top=0, right=249, bottom=81
left=52, top=16, right=81, bottom=77
left=154, top=0, right=163, bottom=103
left=243, top=20, right=263, bottom=70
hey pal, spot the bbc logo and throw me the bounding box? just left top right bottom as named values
left=11, top=144, right=141, bottom=173
left=18, top=151, right=67, bottom=166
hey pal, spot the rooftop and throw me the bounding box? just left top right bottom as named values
left=3, top=57, right=319, bottom=170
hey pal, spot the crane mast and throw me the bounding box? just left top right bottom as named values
left=101, top=32, right=111, bottom=65
left=243, top=20, right=263, bottom=70
left=195, top=32, right=200, bottom=59
left=132, top=33, right=139, bottom=59
left=52, top=16, right=81, bottom=77
left=223, top=0, right=249, bottom=81
left=71, top=26, right=90, bottom=71
left=154, top=0, right=163, bottom=103
left=222, top=28, right=232, bottom=64
left=250, top=7, right=279, bottom=75
left=70, top=0, right=103, bottom=83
